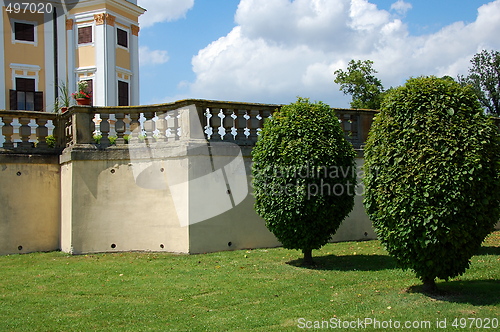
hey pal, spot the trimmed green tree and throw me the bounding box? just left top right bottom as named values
left=364, top=76, right=500, bottom=292
left=252, top=98, right=357, bottom=265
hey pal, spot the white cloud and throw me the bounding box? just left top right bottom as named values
left=188, top=0, right=500, bottom=107
left=138, top=0, right=194, bottom=28
left=390, top=0, right=412, bottom=16
left=139, top=46, right=169, bottom=66
left=350, top=0, right=390, bottom=31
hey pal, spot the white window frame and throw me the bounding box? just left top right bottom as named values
left=75, top=67, right=97, bottom=103
left=10, top=63, right=41, bottom=90
left=11, top=19, right=38, bottom=46
left=116, top=26, right=130, bottom=51
left=117, top=68, right=132, bottom=106
left=76, top=23, right=94, bottom=48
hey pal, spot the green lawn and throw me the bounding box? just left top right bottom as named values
left=0, top=232, right=499, bottom=331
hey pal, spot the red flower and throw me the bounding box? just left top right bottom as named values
left=72, top=82, right=92, bottom=99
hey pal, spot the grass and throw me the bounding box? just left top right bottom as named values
left=0, top=232, right=498, bottom=331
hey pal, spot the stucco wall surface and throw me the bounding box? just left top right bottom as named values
left=0, top=155, right=60, bottom=255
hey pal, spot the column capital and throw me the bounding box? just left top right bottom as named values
left=94, top=13, right=105, bottom=25
left=131, top=25, right=140, bottom=36
left=66, top=19, right=74, bottom=30
left=94, top=13, right=116, bottom=26
left=107, top=14, right=116, bottom=27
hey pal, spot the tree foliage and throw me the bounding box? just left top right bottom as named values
left=459, top=50, right=500, bottom=115
left=252, top=98, right=356, bottom=264
left=334, top=60, right=385, bottom=110
left=364, top=76, right=500, bottom=291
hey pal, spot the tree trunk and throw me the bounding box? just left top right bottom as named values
left=422, top=277, right=437, bottom=293
left=302, top=249, right=313, bottom=266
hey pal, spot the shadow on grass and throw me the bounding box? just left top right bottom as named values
left=286, top=254, right=397, bottom=271
left=477, top=246, right=500, bottom=255
left=408, top=279, right=500, bottom=306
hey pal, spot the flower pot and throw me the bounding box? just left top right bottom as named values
left=76, top=98, right=91, bottom=106
left=61, top=107, right=68, bottom=113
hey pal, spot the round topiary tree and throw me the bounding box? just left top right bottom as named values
left=364, top=76, right=500, bottom=292
left=252, top=98, right=357, bottom=265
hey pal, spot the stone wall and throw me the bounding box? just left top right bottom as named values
left=0, top=100, right=498, bottom=256
left=0, top=154, right=60, bottom=255
left=60, top=147, right=189, bottom=254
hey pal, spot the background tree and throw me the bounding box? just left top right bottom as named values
left=459, top=50, right=500, bottom=115
left=252, top=98, right=356, bottom=265
left=364, top=76, right=500, bottom=292
left=334, top=60, right=385, bottom=109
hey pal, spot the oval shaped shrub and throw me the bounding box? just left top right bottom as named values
left=252, top=98, right=357, bottom=264
left=364, top=76, right=500, bottom=291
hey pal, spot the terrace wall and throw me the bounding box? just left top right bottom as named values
left=0, top=153, right=60, bottom=255
left=0, top=100, right=497, bottom=255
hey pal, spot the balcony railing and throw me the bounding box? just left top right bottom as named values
left=0, top=110, right=61, bottom=152
left=0, top=99, right=378, bottom=153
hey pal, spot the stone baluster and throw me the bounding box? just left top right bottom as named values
left=222, top=108, right=234, bottom=139
left=51, top=117, right=64, bottom=149
left=249, top=110, right=260, bottom=141
left=174, top=109, right=182, bottom=139
left=341, top=113, right=349, bottom=137
left=129, top=113, right=140, bottom=143
left=242, top=110, right=251, bottom=140
left=351, top=113, right=359, bottom=140
left=262, top=109, right=273, bottom=119
left=115, top=113, right=126, bottom=145
left=236, top=109, right=247, bottom=141
left=210, top=108, right=222, bottom=140
left=143, top=111, right=155, bottom=143
left=99, top=113, right=111, bottom=147
left=1, top=116, right=14, bottom=149
left=217, top=108, right=227, bottom=140
left=229, top=109, right=238, bottom=140
left=19, top=118, right=32, bottom=148
left=343, top=113, right=357, bottom=140
left=155, top=111, right=167, bottom=142
left=205, top=107, right=216, bottom=140
left=203, top=108, right=213, bottom=140
left=255, top=110, right=264, bottom=137
left=165, top=110, right=175, bottom=140
left=36, top=118, right=49, bottom=148
left=64, top=116, right=73, bottom=147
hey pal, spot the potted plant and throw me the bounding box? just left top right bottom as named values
left=72, top=81, right=92, bottom=105
left=57, top=82, right=71, bottom=112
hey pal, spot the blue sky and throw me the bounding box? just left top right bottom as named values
left=136, top=0, right=500, bottom=108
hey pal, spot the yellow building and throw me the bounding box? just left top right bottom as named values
left=1, top=0, right=145, bottom=111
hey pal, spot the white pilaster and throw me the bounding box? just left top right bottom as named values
left=0, top=7, right=5, bottom=110
left=106, top=22, right=117, bottom=106
left=44, top=11, right=55, bottom=112
left=67, top=19, right=76, bottom=103
left=57, top=12, right=68, bottom=100
left=130, top=28, right=140, bottom=105
left=94, top=18, right=107, bottom=106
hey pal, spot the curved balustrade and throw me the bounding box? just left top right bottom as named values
left=0, top=110, right=59, bottom=151
left=0, top=100, right=380, bottom=152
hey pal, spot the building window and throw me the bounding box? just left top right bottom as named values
left=79, top=79, right=93, bottom=95
left=14, top=22, right=35, bottom=42
left=79, top=79, right=93, bottom=102
left=117, top=28, right=128, bottom=48
left=10, top=78, right=43, bottom=111
left=78, top=26, right=92, bottom=44
left=84, top=79, right=93, bottom=96
left=118, top=81, right=129, bottom=106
